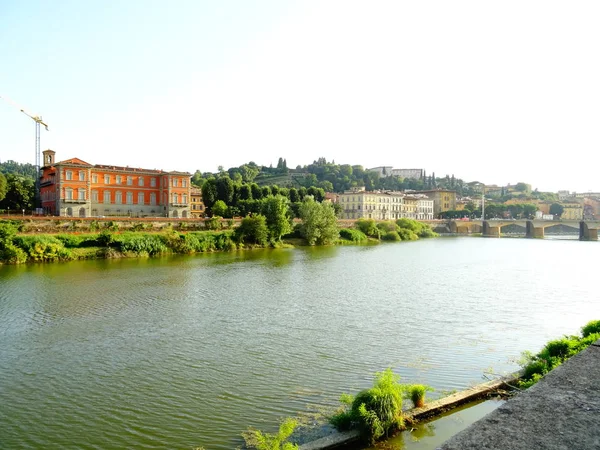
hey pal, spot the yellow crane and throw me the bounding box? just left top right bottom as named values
left=0, top=94, right=49, bottom=208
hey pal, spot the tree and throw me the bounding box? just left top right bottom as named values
left=0, top=172, right=7, bottom=203
left=216, top=176, right=234, bottom=204
left=299, top=197, right=339, bottom=245
left=515, top=182, right=531, bottom=193
left=522, top=204, right=538, bottom=219
left=0, top=174, right=34, bottom=210
left=239, top=184, right=252, bottom=201
left=201, top=178, right=218, bottom=211
left=261, top=195, right=292, bottom=241
left=235, top=215, right=269, bottom=246
left=212, top=200, right=228, bottom=217
left=250, top=183, right=263, bottom=200
left=549, top=203, right=564, bottom=218
left=261, top=186, right=271, bottom=198
left=288, top=187, right=299, bottom=203
left=239, top=164, right=259, bottom=183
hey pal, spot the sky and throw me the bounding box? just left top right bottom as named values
left=1, top=1, right=599, bottom=193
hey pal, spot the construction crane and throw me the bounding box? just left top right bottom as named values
left=0, top=94, right=49, bottom=208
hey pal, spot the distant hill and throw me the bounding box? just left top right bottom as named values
left=0, top=160, right=37, bottom=179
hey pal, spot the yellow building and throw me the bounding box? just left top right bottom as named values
left=415, top=189, right=457, bottom=217
left=561, top=202, right=583, bottom=220
left=190, top=187, right=205, bottom=218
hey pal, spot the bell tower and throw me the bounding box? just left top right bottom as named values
left=42, top=149, right=56, bottom=166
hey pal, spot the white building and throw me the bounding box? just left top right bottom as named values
left=367, top=166, right=424, bottom=180
left=338, top=189, right=433, bottom=220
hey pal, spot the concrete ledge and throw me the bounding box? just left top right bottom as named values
left=298, top=372, right=520, bottom=450
left=440, top=339, right=600, bottom=450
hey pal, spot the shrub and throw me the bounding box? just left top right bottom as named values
left=56, top=234, right=84, bottom=248
left=382, top=231, right=400, bottom=241
left=115, top=233, right=169, bottom=256
left=356, top=218, right=380, bottom=238
left=243, top=418, right=298, bottom=450
left=397, top=228, right=419, bottom=241
left=406, top=384, right=434, bottom=408
left=205, top=216, right=222, bottom=231
left=582, top=320, right=600, bottom=338
left=96, top=230, right=114, bottom=247
left=330, top=368, right=404, bottom=445
left=519, top=320, right=600, bottom=388
left=339, top=228, right=367, bottom=242
left=236, top=215, right=269, bottom=246
left=14, top=235, right=72, bottom=262
left=0, top=244, right=28, bottom=264
left=376, top=221, right=397, bottom=233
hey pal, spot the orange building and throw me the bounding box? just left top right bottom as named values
left=40, top=150, right=191, bottom=218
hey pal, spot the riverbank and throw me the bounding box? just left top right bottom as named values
left=0, top=217, right=436, bottom=265
left=441, top=337, right=600, bottom=450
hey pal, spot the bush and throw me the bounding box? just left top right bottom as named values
left=397, top=228, right=419, bottom=241
left=382, top=231, right=401, bottom=241
left=406, top=384, right=434, bottom=408
left=115, top=233, right=168, bottom=256
left=236, top=215, right=269, bottom=246
left=376, top=221, right=397, bottom=233
left=0, top=244, right=28, bottom=264
left=205, top=216, right=222, bottom=231
left=96, top=230, right=114, bottom=247
left=243, top=418, right=298, bottom=450
left=356, top=218, right=380, bottom=238
left=330, top=368, right=404, bottom=445
left=14, top=235, right=72, bottom=262
left=582, top=320, right=600, bottom=338
left=56, top=234, right=85, bottom=248
left=519, top=320, right=600, bottom=388
left=339, top=228, right=367, bottom=243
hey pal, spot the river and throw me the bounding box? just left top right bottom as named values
left=0, top=237, right=598, bottom=449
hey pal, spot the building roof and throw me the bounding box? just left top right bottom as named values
left=56, top=157, right=93, bottom=166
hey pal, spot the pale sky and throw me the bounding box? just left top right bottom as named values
left=1, top=1, right=599, bottom=192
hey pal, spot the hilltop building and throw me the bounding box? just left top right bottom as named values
left=40, top=150, right=191, bottom=218
left=367, top=167, right=424, bottom=179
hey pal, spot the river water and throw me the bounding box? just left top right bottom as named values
left=0, top=237, right=598, bottom=449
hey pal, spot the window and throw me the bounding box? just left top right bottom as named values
left=182, top=179, right=187, bottom=188
left=65, top=188, right=73, bottom=200
left=92, top=190, right=99, bottom=202
left=150, top=193, right=156, bottom=205
left=104, top=175, right=110, bottom=184
left=182, top=194, right=187, bottom=204
left=172, top=178, right=178, bottom=187
left=126, top=192, right=133, bottom=204
left=66, top=171, right=73, bottom=180
left=151, top=178, right=156, bottom=187
left=138, top=177, right=144, bottom=186
left=78, top=188, right=85, bottom=200
left=115, top=191, right=123, bottom=204
left=92, top=174, right=98, bottom=183
left=127, top=176, right=133, bottom=186
left=138, top=192, right=144, bottom=205
left=172, top=193, right=178, bottom=204
left=116, top=175, right=122, bottom=185
left=104, top=191, right=111, bottom=204
left=79, top=171, right=85, bottom=181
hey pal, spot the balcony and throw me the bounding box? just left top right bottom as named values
left=40, top=179, right=54, bottom=187
left=170, top=202, right=189, bottom=208
left=62, top=198, right=87, bottom=204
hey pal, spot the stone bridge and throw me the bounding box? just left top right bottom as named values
left=440, top=219, right=600, bottom=240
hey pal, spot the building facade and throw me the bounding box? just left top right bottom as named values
left=366, top=166, right=424, bottom=180
left=40, top=150, right=191, bottom=218
left=413, top=189, right=457, bottom=217
left=338, top=189, right=433, bottom=220
left=190, top=187, right=205, bottom=218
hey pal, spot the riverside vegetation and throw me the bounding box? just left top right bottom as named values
left=0, top=197, right=437, bottom=265
left=518, top=319, right=600, bottom=389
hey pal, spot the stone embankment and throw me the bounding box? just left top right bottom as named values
left=298, top=372, right=520, bottom=450
left=440, top=338, right=600, bottom=450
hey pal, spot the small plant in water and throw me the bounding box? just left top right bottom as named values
left=243, top=417, right=298, bottom=450
left=406, top=384, right=434, bottom=408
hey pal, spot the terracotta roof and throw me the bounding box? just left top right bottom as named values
left=56, top=158, right=92, bottom=166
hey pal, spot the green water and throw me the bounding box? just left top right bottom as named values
left=1, top=238, right=598, bottom=449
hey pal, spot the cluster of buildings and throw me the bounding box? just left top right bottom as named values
left=336, top=188, right=456, bottom=221
left=40, top=150, right=204, bottom=218
left=367, top=166, right=424, bottom=179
